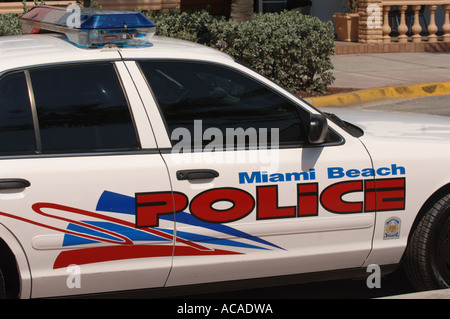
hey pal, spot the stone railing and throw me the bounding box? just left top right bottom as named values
left=0, top=1, right=74, bottom=13
left=96, top=0, right=179, bottom=11
left=359, top=0, right=450, bottom=43
left=0, top=0, right=180, bottom=14
left=382, top=0, right=450, bottom=43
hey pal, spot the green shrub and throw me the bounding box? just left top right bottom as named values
left=149, top=10, right=221, bottom=45
left=147, top=10, right=335, bottom=93
left=0, top=13, right=22, bottom=36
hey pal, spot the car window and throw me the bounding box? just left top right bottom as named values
left=29, top=63, right=140, bottom=153
left=0, top=72, right=36, bottom=155
left=139, top=61, right=308, bottom=150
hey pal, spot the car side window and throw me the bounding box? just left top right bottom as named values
left=0, top=72, right=36, bottom=155
left=139, top=61, right=308, bottom=150
left=29, top=63, right=140, bottom=153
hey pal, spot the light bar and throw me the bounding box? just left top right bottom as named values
left=21, top=5, right=156, bottom=48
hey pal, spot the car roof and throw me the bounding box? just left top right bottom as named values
left=0, top=33, right=234, bottom=73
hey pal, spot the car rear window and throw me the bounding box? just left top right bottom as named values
left=29, top=63, right=140, bottom=153
left=0, top=63, right=141, bottom=157
left=0, top=72, right=36, bottom=155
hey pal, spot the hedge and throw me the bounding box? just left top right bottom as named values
left=0, top=10, right=335, bottom=93
left=0, top=13, right=22, bottom=37
left=149, top=10, right=335, bottom=93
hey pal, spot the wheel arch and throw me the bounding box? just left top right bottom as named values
left=0, top=224, right=32, bottom=298
left=408, top=182, right=450, bottom=242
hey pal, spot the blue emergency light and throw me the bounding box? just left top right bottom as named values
left=21, top=5, right=156, bottom=48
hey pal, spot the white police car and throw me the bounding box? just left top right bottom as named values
left=0, top=5, right=449, bottom=298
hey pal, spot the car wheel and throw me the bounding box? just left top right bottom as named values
left=0, top=268, right=5, bottom=299
left=404, top=194, right=450, bottom=291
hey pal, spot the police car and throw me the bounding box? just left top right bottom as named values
left=0, top=5, right=449, bottom=298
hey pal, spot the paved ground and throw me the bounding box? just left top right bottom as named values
left=330, top=52, right=450, bottom=89
left=309, top=52, right=450, bottom=109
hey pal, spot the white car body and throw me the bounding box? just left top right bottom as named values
left=0, top=34, right=449, bottom=298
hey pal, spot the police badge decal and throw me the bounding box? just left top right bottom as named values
left=384, top=217, right=401, bottom=240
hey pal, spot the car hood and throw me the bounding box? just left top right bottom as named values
left=321, top=107, right=450, bottom=141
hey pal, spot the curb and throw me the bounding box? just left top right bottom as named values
left=309, top=81, right=450, bottom=108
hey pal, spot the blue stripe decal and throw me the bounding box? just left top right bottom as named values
left=161, top=212, right=284, bottom=250
left=159, top=229, right=269, bottom=250
left=96, top=191, right=135, bottom=215
left=63, top=221, right=169, bottom=246
left=96, top=191, right=284, bottom=251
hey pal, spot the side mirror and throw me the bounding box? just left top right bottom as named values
left=308, top=114, right=328, bottom=144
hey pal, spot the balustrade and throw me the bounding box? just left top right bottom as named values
left=0, top=1, right=180, bottom=14
left=381, top=1, right=450, bottom=43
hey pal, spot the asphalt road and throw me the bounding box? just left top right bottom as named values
left=184, top=269, right=415, bottom=299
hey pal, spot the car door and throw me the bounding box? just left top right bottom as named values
left=0, top=62, right=175, bottom=298
left=131, top=59, right=376, bottom=286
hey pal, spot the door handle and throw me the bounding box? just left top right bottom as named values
left=176, top=169, right=219, bottom=181
left=0, top=179, right=31, bottom=189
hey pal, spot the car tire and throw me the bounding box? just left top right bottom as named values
left=0, top=268, right=5, bottom=299
left=404, top=194, right=450, bottom=291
